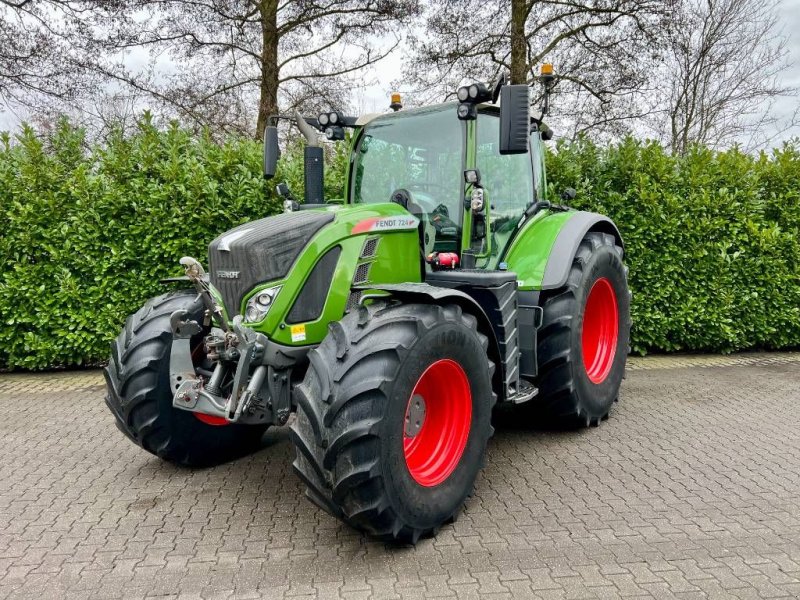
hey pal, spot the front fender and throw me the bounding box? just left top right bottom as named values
left=540, top=211, right=623, bottom=290
left=356, top=282, right=506, bottom=401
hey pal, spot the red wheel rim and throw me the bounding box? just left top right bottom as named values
left=581, top=277, right=619, bottom=384
left=403, top=359, right=472, bottom=487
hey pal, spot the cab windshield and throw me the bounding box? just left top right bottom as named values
left=350, top=105, right=464, bottom=253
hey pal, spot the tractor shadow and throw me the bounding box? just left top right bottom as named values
left=490, top=403, right=591, bottom=436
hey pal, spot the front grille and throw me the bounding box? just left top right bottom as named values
left=208, top=211, right=334, bottom=315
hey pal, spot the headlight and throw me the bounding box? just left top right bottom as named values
left=244, top=286, right=281, bottom=323
left=471, top=187, right=485, bottom=212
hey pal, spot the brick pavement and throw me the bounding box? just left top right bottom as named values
left=0, top=353, right=799, bottom=599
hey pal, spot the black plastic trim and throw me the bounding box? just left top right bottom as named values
left=517, top=290, right=541, bottom=380
left=286, top=246, right=341, bottom=324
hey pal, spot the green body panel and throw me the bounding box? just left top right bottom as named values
left=225, top=202, right=421, bottom=346
left=501, top=210, right=575, bottom=290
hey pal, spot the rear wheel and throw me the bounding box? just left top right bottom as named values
left=534, top=232, right=630, bottom=426
left=104, top=290, right=268, bottom=467
left=290, top=302, right=495, bottom=543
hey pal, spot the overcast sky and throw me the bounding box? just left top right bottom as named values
left=763, top=0, right=800, bottom=144
left=2, top=1, right=799, bottom=147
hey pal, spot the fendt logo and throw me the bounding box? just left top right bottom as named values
left=216, top=270, right=241, bottom=279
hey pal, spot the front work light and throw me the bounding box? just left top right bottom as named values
left=468, top=82, right=491, bottom=103
left=325, top=126, right=345, bottom=141
left=457, top=102, right=477, bottom=120
left=464, top=169, right=482, bottom=184
left=318, top=113, right=329, bottom=126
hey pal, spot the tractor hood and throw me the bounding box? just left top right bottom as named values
left=206, top=202, right=423, bottom=347
left=208, top=211, right=335, bottom=315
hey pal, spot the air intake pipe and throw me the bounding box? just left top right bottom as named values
left=294, top=110, right=324, bottom=205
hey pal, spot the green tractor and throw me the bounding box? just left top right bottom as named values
left=104, top=68, right=630, bottom=543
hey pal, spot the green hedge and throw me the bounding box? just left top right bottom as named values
left=0, top=120, right=797, bottom=369
left=546, top=137, right=800, bottom=354
left=0, top=117, right=345, bottom=369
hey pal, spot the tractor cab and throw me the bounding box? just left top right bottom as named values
left=347, top=103, right=546, bottom=272
left=349, top=104, right=466, bottom=257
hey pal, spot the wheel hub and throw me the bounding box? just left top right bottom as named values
left=404, top=394, right=427, bottom=437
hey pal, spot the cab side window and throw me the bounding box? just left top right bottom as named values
left=476, top=113, right=535, bottom=266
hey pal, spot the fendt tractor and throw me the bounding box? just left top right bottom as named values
left=104, top=66, right=631, bottom=543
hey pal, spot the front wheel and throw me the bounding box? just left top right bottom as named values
left=534, top=232, right=631, bottom=426
left=104, top=290, right=268, bottom=467
left=290, top=302, right=495, bottom=543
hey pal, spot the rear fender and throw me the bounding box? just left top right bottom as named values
left=541, top=212, right=623, bottom=290
left=503, top=210, right=623, bottom=291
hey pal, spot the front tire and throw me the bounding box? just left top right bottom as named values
left=104, top=290, right=268, bottom=467
left=290, top=302, right=495, bottom=543
left=534, top=232, right=631, bottom=426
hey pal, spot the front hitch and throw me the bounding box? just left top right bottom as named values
left=169, top=310, right=273, bottom=424
left=169, top=310, right=230, bottom=420
left=168, top=256, right=300, bottom=427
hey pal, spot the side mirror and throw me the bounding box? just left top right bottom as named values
left=499, top=85, right=529, bottom=155
left=263, top=125, right=279, bottom=179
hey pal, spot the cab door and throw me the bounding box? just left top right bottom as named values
left=474, top=110, right=539, bottom=269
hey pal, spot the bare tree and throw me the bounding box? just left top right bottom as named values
left=84, top=0, right=419, bottom=139
left=401, top=0, right=668, bottom=138
left=652, top=0, right=796, bottom=154
left=0, top=1, right=99, bottom=111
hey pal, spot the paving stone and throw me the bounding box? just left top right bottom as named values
left=1, top=354, right=799, bottom=598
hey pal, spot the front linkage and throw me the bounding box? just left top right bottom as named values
left=169, top=256, right=297, bottom=427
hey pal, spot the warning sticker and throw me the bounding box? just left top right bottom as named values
left=290, top=324, right=306, bottom=343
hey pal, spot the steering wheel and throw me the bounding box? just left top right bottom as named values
left=390, top=188, right=442, bottom=256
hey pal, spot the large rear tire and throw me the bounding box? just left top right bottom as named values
left=290, top=302, right=495, bottom=543
left=104, top=290, right=268, bottom=467
left=534, top=232, right=630, bottom=426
